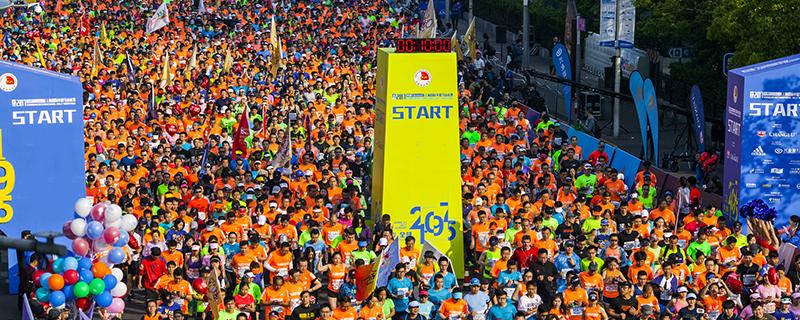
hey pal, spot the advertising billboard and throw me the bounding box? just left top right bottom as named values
left=724, top=54, right=800, bottom=228
left=0, top=61, right=85, bottom=293
left=372, top=48, right=464, bottom=277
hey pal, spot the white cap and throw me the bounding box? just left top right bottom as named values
left=630, top=193, right=639, bottom=199
left=269, top=202, right=278, bottom=208
left=641, top=209, right=649, bottom=217
left=379, top=238, right=389, bottom=246
left=677, top=287, right=688, bottom=293
left=305, top=170, right=313, bottom=176
left=258, top=215, right=267, bottom=224
left=475, top=198, right=484, bottom=205
left=618, top=173, right=625, bottom=180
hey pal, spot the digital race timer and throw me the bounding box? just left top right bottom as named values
left=395, top=38, right=452, bottom=53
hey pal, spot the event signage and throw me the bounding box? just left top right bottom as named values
left=552, top=43, right=573, bottom=123
left=723, top=54, right=800, bottom=228
left=372, top=48, right=464, bottom=277
left=599, top=0, right=635, bottom=48
left=690, top=85, right=706, bottom=152
left=0, top=61, right=85, bottom=293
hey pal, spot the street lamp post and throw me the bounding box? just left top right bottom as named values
left=612, top=0, right=621, bottom=136
left=522, top=0, right=529, bottom=66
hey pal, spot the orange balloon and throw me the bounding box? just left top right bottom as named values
left=48, top=274, right=64, bottom=291
left=91, top=263, right=110, bottom=279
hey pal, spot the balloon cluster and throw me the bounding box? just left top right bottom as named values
left=32, top=256, right=127, bottom=312
left=45, top=198, right=138, bottom=312
left=739, top=199, right=777, bottom=221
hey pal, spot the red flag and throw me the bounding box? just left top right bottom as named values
left=232, top=108, right=250, bottom=158
left=79, top=15, right=90, bottom=36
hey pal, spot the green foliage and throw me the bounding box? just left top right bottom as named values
left=474, top=0, right=563, bottom=45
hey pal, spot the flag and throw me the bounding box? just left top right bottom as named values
left=79, top=14, right=90, bottom=36
left=198, top=139, right=211, bottom=177
left=464, top=17, right=477, bottom=60
left=22, top=295, right=34, bottom=320
left=185, top=45, right=196, bottom=79
left=422, top=241, right=459, bottom=287
left=125, top=51, right=137, bottom=83
left=206, top=268, right=221, bottom=320
left=146, top=1, right=170, bottom=34
left=552, top=43, right=572, bottom=124
left=159, top=50, right=170, bottom=88
left=35, top=40, right=47, bottom=69
left=197, top=0, right=206, bottom=13
left=270, top=16, right=278, bottom=49
left=418, top=0, right=437, bottom=38
left=232, top=105, right=250, bottom=158
left=451, top=32, right=463, bottom=61
left=270, top=36, right=282, bottom=76
left=355, top=261, right=379, bottom=301
left=690, top=85, right=706, bottom=152
left=145, top=85, right=157, bottom=122
left=270, top=125, right=291, bottom=169
left=376, top=240, right=399, bottom=288
left=91, top=37, right=101, bottom=76
left=223, top=48, right=233, bottom=73
left=101, top=22, right=109, bottom=46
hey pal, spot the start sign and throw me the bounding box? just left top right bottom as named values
left=372, top=48, right=464, bottom=277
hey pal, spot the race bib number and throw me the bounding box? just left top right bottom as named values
left=660, top=290, right=672, bottom=301
left=743, top=274, right=756, bottom=286
left=708, top=310, right=720, bottom=320
left=570, top=307, right=583, bottom=316
left=397, top=287, right=409, bottom=297
left=605, top=283, right=618, bottom=292
left=327, top=232, right=340, bottom=242
left=332, top=279, right=344, bottom=290
left=623, top=241, right=637, bottom=250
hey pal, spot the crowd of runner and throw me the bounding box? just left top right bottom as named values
left=6, top=0, right=800, bottom=319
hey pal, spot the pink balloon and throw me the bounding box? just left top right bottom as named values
left=90, top=203, right=107, bottom=222
left=107, top=298, right=125, bottom=313
left=62, top=222, right=77, bottom=240
left=103, top=227, right=121, bottom=244
left=72, top=238, right=90, bottom=256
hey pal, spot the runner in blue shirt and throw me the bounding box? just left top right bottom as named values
left=487, top=290, right=516, bottom=320
left=388, top=264, right=415, bottom=318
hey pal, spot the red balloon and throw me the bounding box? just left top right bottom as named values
left=192, top=277, right=208, bottom=295
left=75, top=298, right=92, bottom=311
left=63, top=269, right=79, bottom=285
left=32, top=270, right=44, bottom=285
left=127, top=233, right=139, bottom=250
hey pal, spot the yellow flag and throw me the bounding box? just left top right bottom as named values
left=91, top=37, right=101, bottom=76
left=451, top=32, right=463, bottom=61
left=223, top=48, right=233, bottom=73
left=271, top=36, right=282, bottom=77
left=160, top=50, right=170, bottom=88
left=185, top=45, right=196, bottom=79
left=270, top=16, right=279, bottom=49
left=101, top=22, right=110, bottom=47
left=35, top=40, right=47, bottom=69
left=464, top=17, right=477, bottom=61
left=418, top=0, right=437, bottom=38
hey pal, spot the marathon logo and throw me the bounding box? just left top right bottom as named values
left=391, top=105, right=454, bottom=120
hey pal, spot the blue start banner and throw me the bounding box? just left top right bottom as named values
left=0, top=61, right=85, bottom=293
left=723, top=54, right=800, bottom=228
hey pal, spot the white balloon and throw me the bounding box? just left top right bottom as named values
left=111, top=268, right=124, bottom=281
left=70, top=218, right=87, bottom=237
left=106, top=204, right=123, bottom=222
left=94, top=238, right=110, bottom=251
left=104, top=218, right=122, bottom=229
left=74, top=198, right=92, bottom=217
left=120, top=215, right=138, bottom=232
left=110, top=282, right=128, bottom=298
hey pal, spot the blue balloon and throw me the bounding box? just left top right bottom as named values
left=49, top=290, right=66, bottom=306
left=107, top=248, right=125, bottom=264
left=79, top=269, right=94, bottom=282
left=52, top=258, right=64, bottom=274
left=62, top=285, right=74, bottom=301
left=63, top=257, right=79, bottom=271
left=39, top=272, right=52, bottom=288
left=78, top=257, right=93, bottom=270
left=114, top=232, right=129, bottom=247
left=86, top=221, right=104, bottom=240
left=102, top=274, right=117, bottom=290
left=35, top=287, right=50, bottom=302
left=94, top=291, right=113, bottom=308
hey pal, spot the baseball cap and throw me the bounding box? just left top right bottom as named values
left=601, top=219, right=609, bottom=226
left=419, top=290, right=429, bottom=297
left=687, top=293, right=697, bottom=299
left=792, top=292, right=800, bottom=299
left=409, top=301, right=420, bottom=308
left=677, top=287, right=688, bottom=293
left=358, top=241, right=368, bottom=247
left=783, top=298, right=792, bottom=304
left=453, top=292, right=463, bottom=299
left=570, top=277, right=581, bottom=285
left=470, top=278, right=480, bottom=286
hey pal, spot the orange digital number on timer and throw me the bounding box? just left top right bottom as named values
left=0, top=129, right=16, bottom=223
